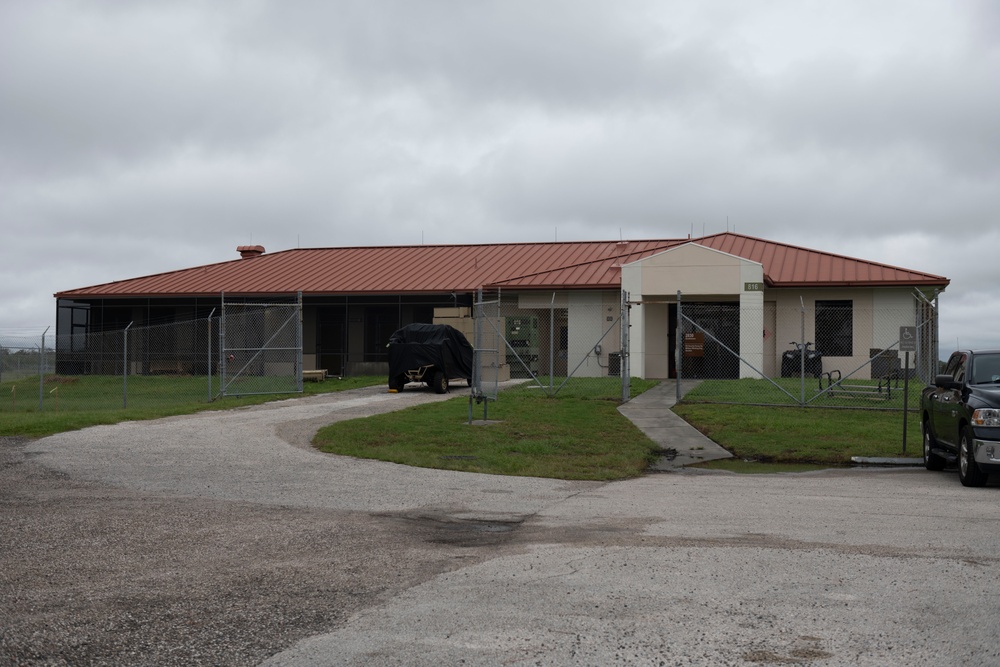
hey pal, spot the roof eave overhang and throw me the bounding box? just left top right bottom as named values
left=485, top=283, right=619, bottom=290
left=769, top=280, right=950, bottom=289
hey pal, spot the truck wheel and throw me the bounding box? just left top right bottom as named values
left=432, top=371, right=449, bottom=394
left=958, top=426, right=988, bottom=487
left=394, top=375, right=407, bottom=392
left=922, top=421, right=946, bottom=471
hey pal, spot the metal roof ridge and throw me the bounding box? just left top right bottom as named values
left=276, top=238, right=684, bottom=252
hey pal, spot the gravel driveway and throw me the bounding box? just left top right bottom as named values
left=4, top=386, right=1000, bottom=666
left=1, top=386, right=592, bottom=666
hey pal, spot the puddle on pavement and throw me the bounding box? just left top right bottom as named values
left=386, top=511, right=524, bottom=548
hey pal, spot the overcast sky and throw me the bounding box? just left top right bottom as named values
left=2, top=0, right=998, bottom=353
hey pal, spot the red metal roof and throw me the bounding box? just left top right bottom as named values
left=695, top=234, right=949, bottom=287
left=55, top=233, right=949, bottom=298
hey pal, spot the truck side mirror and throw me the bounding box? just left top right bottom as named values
left=934, top=374, right=961, bottom=390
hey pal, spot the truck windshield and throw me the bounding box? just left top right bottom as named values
left=971, top=354, right=1000, bottom=385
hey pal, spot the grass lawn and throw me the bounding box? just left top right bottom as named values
left=671, top=402, right=922, bottom=464
left=3, top=372, right=923, bottom=478
left=314, top=387, right=659, bottom=481
left=680, top=377, right=924, bottom=410
left=0, top=374, right=386, bottom=437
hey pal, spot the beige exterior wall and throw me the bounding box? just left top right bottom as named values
left=636, top=243, right=747, bottom=296
left=568, top=291, right=603, bottom=378
left=514, top=290, right=621, bottom=378
left=874, top=289, right=918, bottom=374
left=771, top=289, right=869, bottom=377
left=622, top=243, right=764, bottom=379
left=508, top=284, right=915, bottom=379
left=769, top=288, right=916, bottom=379
left=517, top=292, right=569, bottom=309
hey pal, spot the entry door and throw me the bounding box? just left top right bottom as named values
left=676, top=303, right=740, bottom=379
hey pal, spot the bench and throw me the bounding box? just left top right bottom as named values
left=302, top=369, right=327, bottom=382
left=821, top=370, right=898, bottom=400
left=148, top=361, right=191, bottom=375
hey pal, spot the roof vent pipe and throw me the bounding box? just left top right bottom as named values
left=237, top=245, right=265, bottom=259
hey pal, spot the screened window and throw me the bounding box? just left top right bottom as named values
left=815, top=300, right=853, bottom=357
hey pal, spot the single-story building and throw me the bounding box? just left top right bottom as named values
left=54, top=232, right=949, bottom=380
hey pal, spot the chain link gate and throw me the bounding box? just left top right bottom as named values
left=472, top=288, right=629, bottom=408
left=676, top=290, right=940, bottom=410
left=470, top=289, right=502, bottom=420
left=220, top=293, right=303, bottom=397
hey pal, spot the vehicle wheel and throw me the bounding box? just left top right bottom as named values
left=432, top=370, right=449, bottom=394
left=466, top=377, right=473, bottom=387
left=958, top=426, right=988, bottom=487
left=394, top=375, right=407, bottom=392
left=922, top=420, right=946, bottom=471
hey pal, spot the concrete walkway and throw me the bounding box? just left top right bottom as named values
left=618, top=379, right=733, bottom=469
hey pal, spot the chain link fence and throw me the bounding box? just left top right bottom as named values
left=1, top=295, right=304, bottom=413
left=471, top=289, right=630, bottom=411
left=220, top=295, right=303, bottom=396
left=1, top=332, right=56, bottom=410
left=1, top=333, right=55, bottom=384
left=676, top=291, right=939, bottom=410
left=1, top=318, right=220, bottom=413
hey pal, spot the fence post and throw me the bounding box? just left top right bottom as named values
left=549, top=292, right=555, bottom=395
left=122, top=322, right=133, bottom=409
left=676, top=291, right=682, bottom=402
left=932, top=291, right=940, bottom=381
left=220, top=292, right=227, bottom=397
left=297, top=292, right=304, bottom=393
left=799, top=298, right=806, bottom=407
left=470, top=288, right=482, bottom=424
left=38, top=327, right=48, bottom=410
left=207, top=308, right=216, bottom=401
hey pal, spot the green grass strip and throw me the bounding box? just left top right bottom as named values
left=0, top=375, right=386, bottom=437
left=314, top=392, right=659, bottom=481
left=672, top=402, right=922, bottom=464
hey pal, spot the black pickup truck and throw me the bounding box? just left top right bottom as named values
left=921, top=349, right=1000, bottom=486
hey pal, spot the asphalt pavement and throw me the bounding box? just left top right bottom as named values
left=19, top=383, right=1000, bottom=666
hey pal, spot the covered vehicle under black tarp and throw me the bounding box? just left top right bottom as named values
left=387, top=323, right=474, bottom=393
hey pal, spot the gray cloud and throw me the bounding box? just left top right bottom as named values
left=1, top=0, right=998, bottom=355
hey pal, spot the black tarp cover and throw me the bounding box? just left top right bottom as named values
left=387, top=323, right=474, bottom=380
